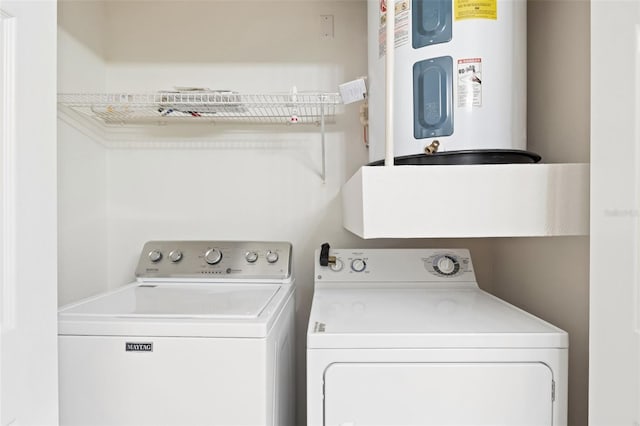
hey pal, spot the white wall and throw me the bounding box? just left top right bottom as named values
left=526, top=0, right=590, bottom=164
left=103, top=1, right=365, bottom=93
left=590, top=0, right=640, bottom=423
left=2, top=1, right=59, bottom=423
left=57, top=0, right=106, bottom=92
left=57, top=1, right=590, bottom=425
left=57, top=0, right=109, bottom=306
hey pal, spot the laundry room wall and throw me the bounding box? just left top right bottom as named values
left=57, top=0, right=109, bottom=305
left=57, top=1, right=590, bottom=425
left=490, top=1, right=591, bottom=425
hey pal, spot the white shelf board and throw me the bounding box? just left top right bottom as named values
left=342, top=163, right=589, bottom=238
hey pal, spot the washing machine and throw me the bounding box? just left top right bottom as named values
left=59, top=241, right=295, bottom=426
left=307, top=248, right=568, bottom=426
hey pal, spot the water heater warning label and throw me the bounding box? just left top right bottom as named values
left=457, top=58, right=482, bottom=108
left=454, top=0, right=497, bottom=20
left=378, top=0, right=411, bottom=58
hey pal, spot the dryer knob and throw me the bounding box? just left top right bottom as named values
left=204, top=248, right=223, bottom=265
left=148, top=249, right=163, bottom=263
left=433, top=255, right=460, bottom=276
left=265, top=251, right=279, bottom=264
left=330, top=259, right=344, bottom=272
left=350, top=258, right=367, bottom=273
left=437, top=256, right=456, bottom=274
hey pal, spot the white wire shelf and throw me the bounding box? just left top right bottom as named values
left=58, top=90, right=343, bottom=182
left=58, top=92, right=342, bottom=125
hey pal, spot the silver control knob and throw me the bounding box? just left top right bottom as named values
left=350, top=258, right=367, bottom=272
left=330, top=259, right=344, bottom=272
left=437, top=256, right=456, bottom=274
left=245, top=251, right=259, bottom=263
left=169, top=250, right=183, bottom=263
left=265, top=251, right=279, bottom=264
left=204, top=248, right=223, bottom=265
left=148, top=249, right=162, bottom=263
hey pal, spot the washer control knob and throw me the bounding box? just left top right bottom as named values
left=148, top=249, right=163, bottom=263
left=204, top=248, right=223, bottom=265
left=169, top=250, right=183, bottom=263
left=330, top=259, right=344, bottom=272
left=350, top=258, right=367, bottom=272
left=245, top=251, right=259, bottom=263
left=265, top=251, right=279, bottom=264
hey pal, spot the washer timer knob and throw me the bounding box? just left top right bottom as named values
left=351, top=258, right=367, bottom=273
left=169, top=250, right=183, bottom=263
left=245, top=251, right=259, bottom=263
left=204, top=248, right=223, bottom=265
left=265, top=251, right=279, bottom=264
left=148, top=249, right=163, bottom=263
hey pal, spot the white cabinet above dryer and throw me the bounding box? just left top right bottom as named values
left=341, top=163, right=589, bottom=238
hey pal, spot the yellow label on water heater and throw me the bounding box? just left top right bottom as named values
left=454, top=0, right=497, bottom=20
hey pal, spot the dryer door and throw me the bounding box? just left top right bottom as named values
left=324, top=362, right=554, bottom=426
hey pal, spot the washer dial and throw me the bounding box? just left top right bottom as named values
left=148, top=249, right=162, bottom=263
left=204, top=248, right=223, bottom=265
left=265, top=251, right=279, bottom=264
left=245, top=251, right=259, bottom=263
left=169, top=250, right=183, bottom=263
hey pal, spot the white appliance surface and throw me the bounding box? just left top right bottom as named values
left=325, top=362, right=553, bottom=426
left=59, top=241, right=295, bottom=426
left=308, top=287, right=566, bottom=348
left=62, top=283, right=280, bottom=318
left=59, top=282, right=288, bottom=338
left=307, top=248, right=568, bottom=426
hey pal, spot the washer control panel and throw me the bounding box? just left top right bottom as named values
left=315, top=248, right=475, bottom=284
left=136, top=241, right=292, bottom=280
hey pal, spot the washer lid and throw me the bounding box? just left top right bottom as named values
left=59, top=282, right=291, bottom=338
left=307, top=288, right=568, bottom=349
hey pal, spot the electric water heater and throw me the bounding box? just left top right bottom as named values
left=367, top=0, right=534, bottom=164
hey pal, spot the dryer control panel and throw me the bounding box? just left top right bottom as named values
left=136, top=241, right=292, bottom=280
left=315, top=248, right=476, bottom=286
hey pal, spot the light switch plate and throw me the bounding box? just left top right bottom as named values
left=320, top=15, right=334, bottom=40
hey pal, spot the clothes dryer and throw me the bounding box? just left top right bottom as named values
left=307, top=248, right=568, bottom=426
left=59, top=241, right=295, bottom=426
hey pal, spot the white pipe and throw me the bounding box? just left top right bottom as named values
left=384, top=0, right=395, bottom=167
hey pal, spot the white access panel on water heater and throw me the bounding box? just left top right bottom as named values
left=367, top=0, right=527, bottom=162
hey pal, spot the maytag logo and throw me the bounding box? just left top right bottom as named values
left=125, top=342, right=153, bottom=352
